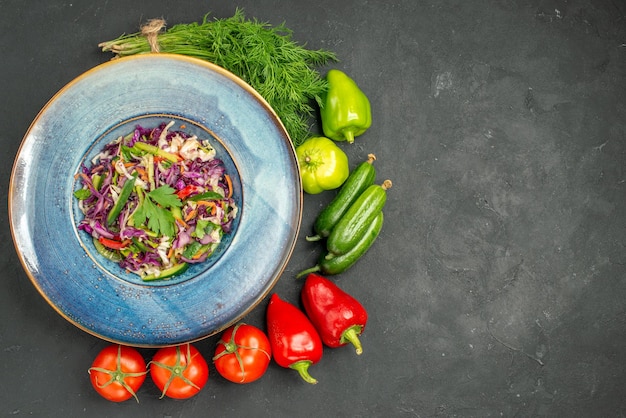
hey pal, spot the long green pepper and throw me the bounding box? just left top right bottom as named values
left=106, top=172, right=138, bottom=226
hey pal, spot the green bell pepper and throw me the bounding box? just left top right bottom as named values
left=296, top=136, right=349, bottom=194
left=321, top=69, right=372, bottom=144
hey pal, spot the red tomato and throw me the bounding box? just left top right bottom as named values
left=149, top=344, right=208, bottom=399
left=88, top=344, right=148, bottom=403
left=213, top=323, right=272, bottom=383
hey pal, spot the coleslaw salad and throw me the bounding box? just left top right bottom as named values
left=74, top=121, right=238, bottom=281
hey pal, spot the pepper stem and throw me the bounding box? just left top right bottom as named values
left=343, top=129, right=355, bottom=144
left=289, top=360, right=318, bottom=384
left=341, top=325, right=364, bottom=355
left=295, top=265, right=321, bottom=279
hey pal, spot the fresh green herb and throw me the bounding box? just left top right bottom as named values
left=147, top=185, right=183, bottom=208
left=133, top=185, right=183, bottom=237
left=192, top=218, right=219, bottom=240
left=74, top=188, right=92, bottom=200
left=98, top=8, right=338, bottom=146
left=120, top=145, right=136, bottom=162
left=187, top=191, right=223, bottom=201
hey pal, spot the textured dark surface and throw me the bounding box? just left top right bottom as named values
left=2, top=0, right=625, bottom=416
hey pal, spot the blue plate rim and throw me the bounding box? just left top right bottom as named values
left=9, top=54, right=303, bottom=347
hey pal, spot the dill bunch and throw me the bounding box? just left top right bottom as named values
left=98, top=9, right=338, bottom=146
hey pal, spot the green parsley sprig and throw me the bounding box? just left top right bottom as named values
left=133, top=185, right=182, bottom=237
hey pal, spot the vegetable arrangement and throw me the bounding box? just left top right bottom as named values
left=85, top=7, right=393, bottom=402
left=75, top=121, right=238, bottom=281
left=89, top=275, right=368, bottom=400
left=297, top=165, right=392, bottom=278
left=326, top=179, right=392, bottom=256
left=308, top=154, right=377, bottom=240
left=90, top=343, right=208, bottom=401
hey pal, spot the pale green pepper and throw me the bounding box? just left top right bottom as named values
left=296, top=136, right=349, bottom=194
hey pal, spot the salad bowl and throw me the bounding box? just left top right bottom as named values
left=9, top=54, right=302, bottom=346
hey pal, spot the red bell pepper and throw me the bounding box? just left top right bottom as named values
left=301, top=273, right=368, bottom=355
left=176, top=184, right=202, bottom=200
left=266, top=293, right=323, bottom=384
left=98, top=236, right=130, bottom=250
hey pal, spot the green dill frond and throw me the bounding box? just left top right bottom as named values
left=99, top=8, right=338, bottom=146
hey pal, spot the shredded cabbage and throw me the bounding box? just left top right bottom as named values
left=75, top=121, right=238, bottom=280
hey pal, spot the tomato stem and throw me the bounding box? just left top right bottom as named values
left=213, top=323, right=271, bottom=383
left=148, top=344, right=200, bottom=399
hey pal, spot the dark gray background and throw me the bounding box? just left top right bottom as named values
left=2, top=0, right=625, bottom=416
